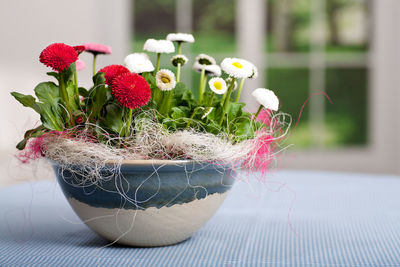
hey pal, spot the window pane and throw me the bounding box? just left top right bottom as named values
left=132, top=0, right=177, bottom=77
left=266, top=68, right=311, bottom=147
left=192, top=0, right=236, bottom=54
left=325, top=68, right=368, bottom=146
left=266, top=0, right=311, bottom=52
left=325, top=0, right=369, bottom=53
left=133, top=0, right=175, bottom=52
left=190, top=0, right=237, bottom=99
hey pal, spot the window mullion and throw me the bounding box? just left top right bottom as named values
left=309, top=0, right=327, bottom=148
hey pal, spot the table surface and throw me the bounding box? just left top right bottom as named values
left=1, top=170, right=400, bottom=267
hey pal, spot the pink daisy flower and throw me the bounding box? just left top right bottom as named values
left=76, top=59, right=86, bottom=71
left=83, top=43, right=112, bottom=55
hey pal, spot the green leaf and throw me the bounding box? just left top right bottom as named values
left=66, top=81, right=79, bottom=110
left=93, top=72, right=106, bottom=87
left=86, top=73, right=109, bottom=119
left=37, top=102, right=63, bottom=131
left=142, top=72, right=157, bottom=88
left=173, top=82, right=186, bottom=96
left=46, top=72, right=59, bottom=81
left=203, top=91, right=214, bottom=105
left=89, top=85, right=109, bottom=119
left=180, top=90, right=197, bottom=108
left=201, top=107, right=214, bottom=120
left=161, top=118, right=177, bottom=130
left=32, top=82, right=66, bottom=131
left=78, top=87, right=89, bottom=97
left=11, top=92, right=41, bottom=114
left=205, top=105, right=223, bottom=123
left=61, top=63, right=75, bottom=82
left=34, top=82, right=59, bottom=105
left=170, top=107, right=186, bottom=120
left=232, top=119, right=254, bottom=142
left=99, top=103, right=125, bottom=134
left=16, top=139, right=27, bottom=150
left=16, top=125, right=46, bottom=150
left=182, top=90, right=194, bottom=102
left=227, top=102, right=245, bottom=122
left=205, top=120, right=221, bottom=134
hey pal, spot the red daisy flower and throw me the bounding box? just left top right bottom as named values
left=73, top=45, right=86, bottom=54
left=39, top=43, right=78, bottom=72
left=98, top=65, right=130, bottom=85
left=83, top=43, right=112, bottom=55
left=111, top=73, right=151, bottom=109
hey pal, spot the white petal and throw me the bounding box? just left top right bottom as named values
left=156, top=69, right=176, bottom=91
left=251, top=88, right=279, bottom=111
left=166, top=33, right=195, bottom=43
left=143, top=39, right=175, bottom=54
left=195, top=54, right=216, bottom=65
left=221, top=58, right=253, bottom=78
left=124, top=53, right=154, bottom=73
left=208, top=77, right=227, bottom=95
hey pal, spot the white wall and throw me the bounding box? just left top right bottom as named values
left=0, top=0, right=131, bottom=186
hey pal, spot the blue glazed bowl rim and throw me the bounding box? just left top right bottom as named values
left=48, top=158, right=230, bottom=168
left=104, top=159, right=196, bottom=167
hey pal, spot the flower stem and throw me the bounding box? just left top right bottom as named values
left=235, top=78, right=246, bottom=102
left=254, top=105, right=263, bottom=119
left=160, top=90, right=173, bottom=116
left=177, top=42, right=182, bottom=55
left=199, top=68, right=206, bottom=104
left=155, top=53, right=161, bottom=73
left=221, top=93, right=227, bottom=105
left=92, top=54, right=97, bottom=76
left=177, top=63, right=181, bottom=82
left=166, top=90, right=173, bottom=114
left=208, top=93, right=215, bottom=106
left=186, top=109, right=198, bottom=129
left=59, top=74, right=72, bottom=127
left=125, top=108, right=133, bottom=137
left=218, top=77, right=236, bottom=126
left=176, top=42, right=182, bottom=82
left=73, top=64, right=80, bottom=107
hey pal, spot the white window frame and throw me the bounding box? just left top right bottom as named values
left=237, top=0, right=400, bottom=174
left=140, top=0, right=400, bottom=174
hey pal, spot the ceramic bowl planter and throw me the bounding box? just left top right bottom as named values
left=53, top=160, right=235, bottom=247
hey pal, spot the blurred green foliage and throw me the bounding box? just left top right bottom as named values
left=132, top=0, right=369, bottom=147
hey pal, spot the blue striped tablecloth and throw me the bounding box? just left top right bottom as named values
left=1, top=171, right=400, bottom=266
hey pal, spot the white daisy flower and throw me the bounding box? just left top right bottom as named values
left=204, top=64, right=221, bottom=77
left=166, top=33, right=195, bottom=43
left=225, top=77, right=238, bottom=91
left=171, top=54, right=189, bottom=67
left=251, top=88, right=279, bottom=111
left=221, top=58, right=253, bottom=78
left=124, top=53, right=154, bottom=73
left=193, top=63, right=221, bottom=77
left=195, top=54, right=216, bottom=66
left=143, top=39, right=175, bottom=54
left=208, top=77, right=227, bottom=95
left=156, top=69, right=176, bottom=91
left=249, top=63, right=258, bottom=79
left=192, top=62, right=203, bottom=72
left=241, top=59, right=258, bottom=79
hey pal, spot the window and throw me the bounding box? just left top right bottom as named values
left=131, top=0, right=400, bottom=173
left=265, top=0, right=369, bottom=148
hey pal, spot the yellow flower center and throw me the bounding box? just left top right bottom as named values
left=232, top=61, right=243, bottom=69
left=161, top=76, right=170, bottom=84
left=214, top=81, right=223, bottom=90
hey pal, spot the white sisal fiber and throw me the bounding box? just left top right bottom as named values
left=38, top=112, right=291, bottom=181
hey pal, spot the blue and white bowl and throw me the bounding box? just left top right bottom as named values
left=53, top=160, right=235, bottom=247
